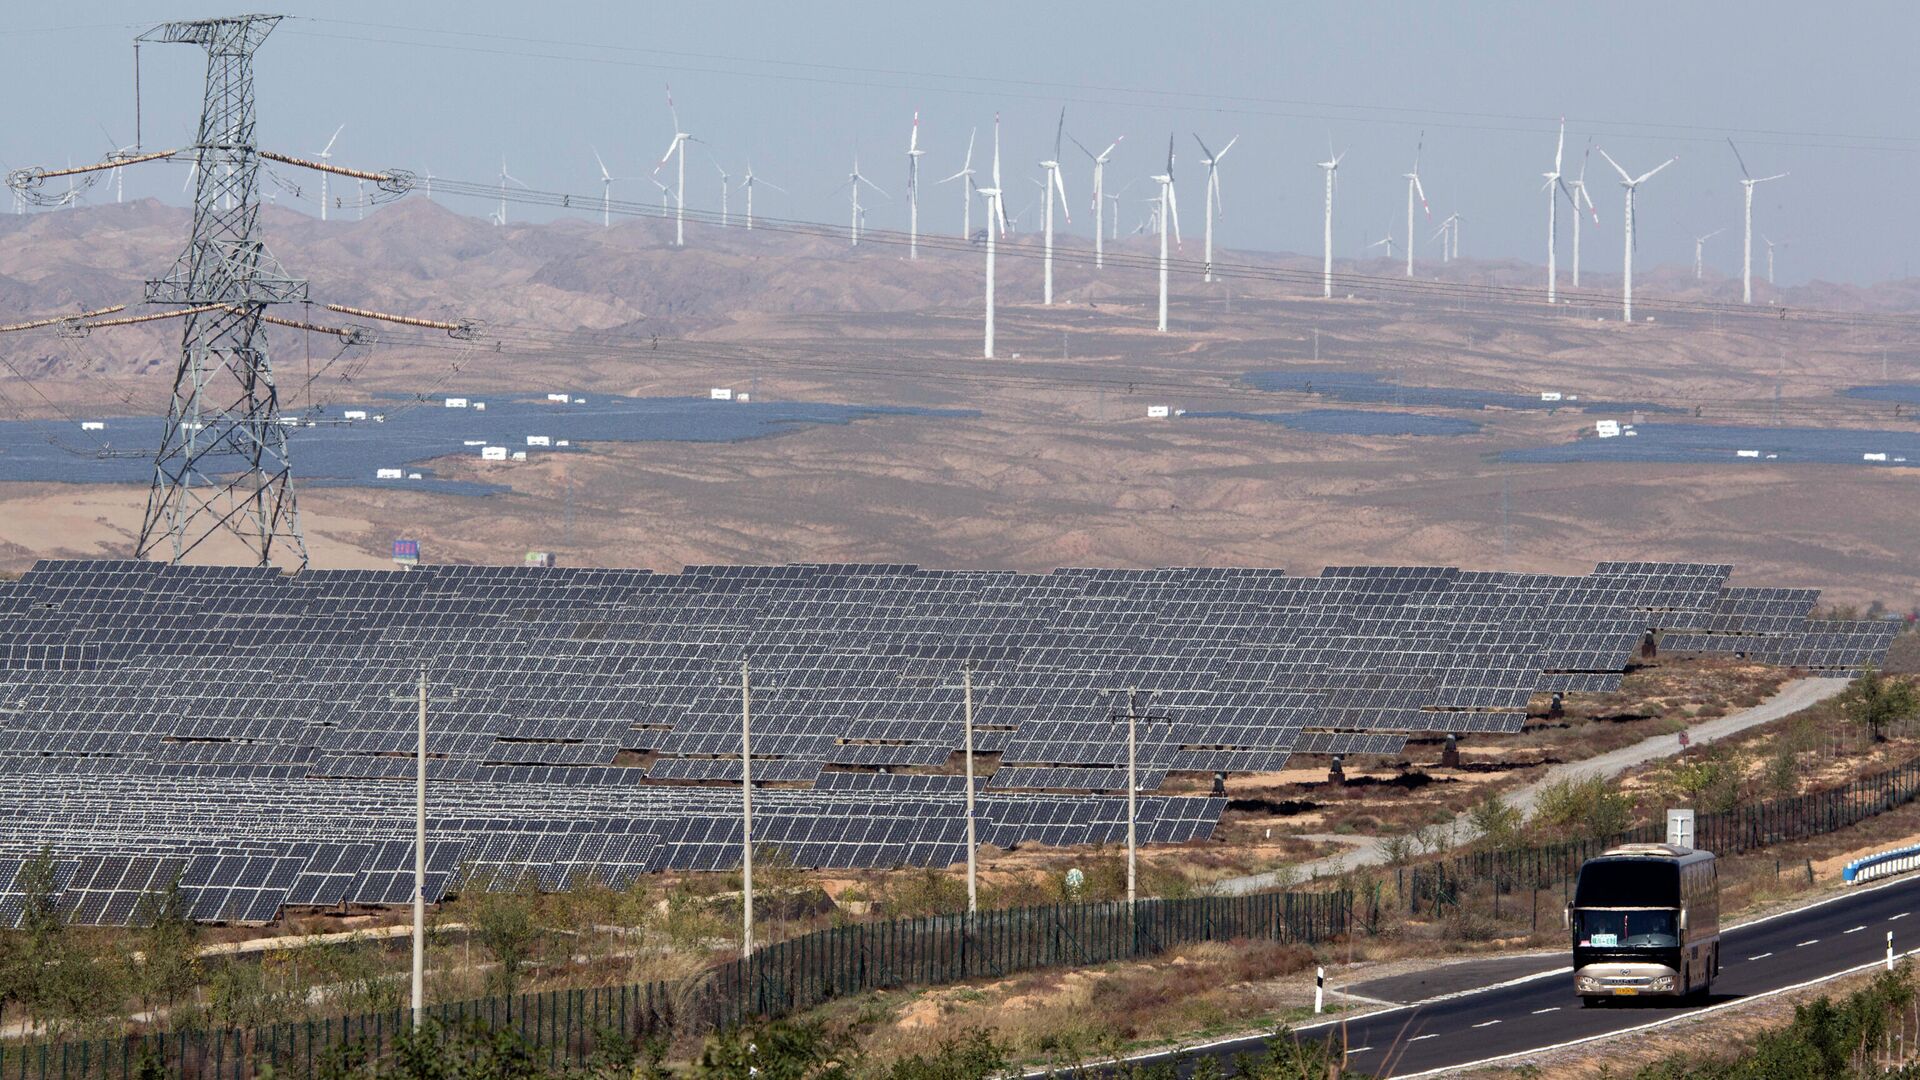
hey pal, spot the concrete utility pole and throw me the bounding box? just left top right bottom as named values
left=387, top=664, right=452, bottom=1028
left=963, top=662, right=978, bottom=913
left=1106, top=687, right=1164, bottom=905
left=740, top=659, right=755, bottom=957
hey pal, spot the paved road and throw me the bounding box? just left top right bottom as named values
left=1218, top=677, right=1851, bottom=894
left=1158, top=874, right=1920, bottom=1076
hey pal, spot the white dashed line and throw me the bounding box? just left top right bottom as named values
left=1471, top=1020, right=1503, bottom=1028
left=1348, top=1046, right=1374, bottom=1054
left=1846, top=926, right=1866, bottom=934
left=1796, top=939, right=1820, bottom=947
left=1893, top=913, right=1911, bottom=921
left=1748, top=953, right=1773, bottom=960
left=1408, top=1034, right=1440, bottom=1042
left=1531, top=1007, right=1560, bottom=1015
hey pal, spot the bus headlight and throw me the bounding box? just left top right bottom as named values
left=1650, top=977, right=1674, bottom=991
left=1578, top=977, right=1601, bottom=992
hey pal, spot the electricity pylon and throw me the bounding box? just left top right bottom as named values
left=134, top=15, right=310, bottom=567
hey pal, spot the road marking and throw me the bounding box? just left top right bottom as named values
left=1796, top=939, right=1820, bottom=947
left=1893, top=913, right=1911, bottom=921
left=1471, top=1020, right=1502, bottom=1028
left=1748, top=953, right=1773, bottom=960
left=1347, top=1046, right=1373, bottom=1054
left=1846, top=926, right=1866, bottom=934
left=1531, top=1007, right=1560, bottom=1014
left=1407, top=1034, right=1440, bottom=1042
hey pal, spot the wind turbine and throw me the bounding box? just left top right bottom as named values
left=1039, top=108, right=1071, bottom=304
left=1597, top=148, right=1678, bottom=322
left=1566, top=141, right=1601, bottom=287
left=1693, top=228, right=1725, bottom=280
left=1069, top=132, right=1123, bottom=270
left=1318, top=144, right=1344, bottom=298
left=1433, top=213, right=1461, bottom=262
left=1764, top=234, right=1785, bottom=285
left=976, top=114, right=1008, bottom=358
left=493, top=157, right=527, bottom=227
left=653, top=84, right=693, bottom=247
left=838, top=154, right=887, bottom=247
left=938, top=128, right=977, bottom=239
left=1368, top=222, right=1397, bottom=261
left=1403, top=133, right=1430, bottom=277
left=1152, top=135, right=1181, bottom=332
left=906, top=111, right=925, bottom=259
left=1543, top=118, right=1568, bottom=303
left=316, top=124, right=343, bottom=222
left=1728, top=139, right=1787, bottom=305
left=648, top=177, right=669, bottom=215
left=737, top=164, right=783, bottom=230
left=592, top=147, right=622, bottom=228
left=421, top=165, right=435, bottom=202
left=1193, top=133, right=1237, bottom=282
left=713, top=158, right=732, bottom=227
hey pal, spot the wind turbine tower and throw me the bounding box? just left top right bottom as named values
left=906, top=111, right=924, bottom=259
left=1070, top=132, right=1122, bottom=269
left=1318, top=146, right=1343, bottom=298
left=1543, top=119, right=1568, bottom=303
left=1403, top=134, right=1430, bottom=277
left=654, top=85, right=692, bottom=246
left=592, top=147, right=621, bottom=228
left=839, top=155, right=886, bottom=246
left=737, top=164, right=782, bottom=230
left=1693, top=229, right=1724, bottom=280
left=1567, top=141, right=1600, bottom=287
left=316, top=124, right=342, bottom=221
left=1039, top=109, right=1071, bottom=304
left=1152, top=136, right=1181, bottom=332
left=1194, top=133, right=1236, bottom=282
left=977, top=115, right=1008, bottom=358
left=1597, top=148, right=1678, bottom=322
left=938, top=128, right=977, bottom=239
left=1728, top=139, right=1786, bottom=304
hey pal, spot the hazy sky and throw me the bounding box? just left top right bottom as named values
left=9, top=2, right=1917, bottom=285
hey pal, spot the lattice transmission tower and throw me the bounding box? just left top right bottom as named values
left=134, top=15, right=310, bottom=567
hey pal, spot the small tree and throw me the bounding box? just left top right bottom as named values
left=1532, top=776, right=1633, bottom=841
left=1466, top=792, right=1523, bottom=851
left=472, top=873, right=542, bottom=1000
left=134, top=873, right=202, bottom=1023
left=5, top=846, right=64, bottom=1033
left=1839, top=666, right=1919, bottom=743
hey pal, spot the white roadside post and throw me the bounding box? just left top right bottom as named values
left=1315, top=966, right=1326, bottom=1013
left=741, top=658, right=755, bottom=958
left=1891, top=930, right=1897, bottom=972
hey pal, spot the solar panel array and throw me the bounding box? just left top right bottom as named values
left=0, top=557, right=1891, bottom=926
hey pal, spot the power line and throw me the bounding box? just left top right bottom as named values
left=284, top=18, right=1920, bottom=156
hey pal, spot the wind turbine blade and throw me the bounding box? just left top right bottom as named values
left=1727, top=138, right=1752, bottom=180
left=654, top=138, right=680, bottom=172
left=1216, top=134, right=1238, bottom=160
left=1596, top=147, right=1633, bottom=184
left=909, top=110, right=919, bottom=153
left=1413, top=130, right=1424, bottom=172
left=1068, top=132, right=1094, bottom=160
left=761, top=179, right=787, bottom=194
left=593, top=146, right=609, bottom=181
left=1193, top=133, right=1214, bottom=161
left=1054, top=107, right=1065, bottom=161
left=1052, top=167, right=1070, bottom=223
left=861, top=176, right=889, bottom=199
left=1165, top=134, right=1175, bottom=174
left=1413, top=174, right=1429, bottom=217
left=991, top=114, right=1002, bottom=188
left=321, top=124, right=344, bottom=157
left=1210, top=170, right=1222, bottom=219
left=665, top=83, right=679, bottom=135
left=1757, top=172, right=1788, bottom=184
left=963, top=127, right=976, bottom=169
left=1167, top=182, right=1181, bottom=247
left=1554, top=118, right=1565, bottom=175
left=1635, top=156, right=1679, bottom=184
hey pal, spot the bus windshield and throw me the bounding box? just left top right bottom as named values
left=1577, top=909, right=1679, bottom=948
left=1575, top=860, right=1680, bottom=907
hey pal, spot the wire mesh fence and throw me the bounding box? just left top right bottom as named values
left=0, top=888, right=1348, bottom=1079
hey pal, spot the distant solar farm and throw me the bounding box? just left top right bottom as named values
left=0, top=558, right=1893, bottom=927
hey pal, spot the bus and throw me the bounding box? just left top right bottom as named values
left=1568, top=843, right=1719, bottom=1005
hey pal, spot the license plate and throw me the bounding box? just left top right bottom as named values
left=1612, top=988, right=1639, bottom=996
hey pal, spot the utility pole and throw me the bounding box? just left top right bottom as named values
left=387, top=664, right=453, bottom=1028
left=740, top=659, right=755, bottom=958
left=1105, top=688, right=1165, bottom=905
left=963, top=662, right=978, bottom=913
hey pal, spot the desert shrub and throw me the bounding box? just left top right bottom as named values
left=1531, top=776, right=1633, bottom=841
